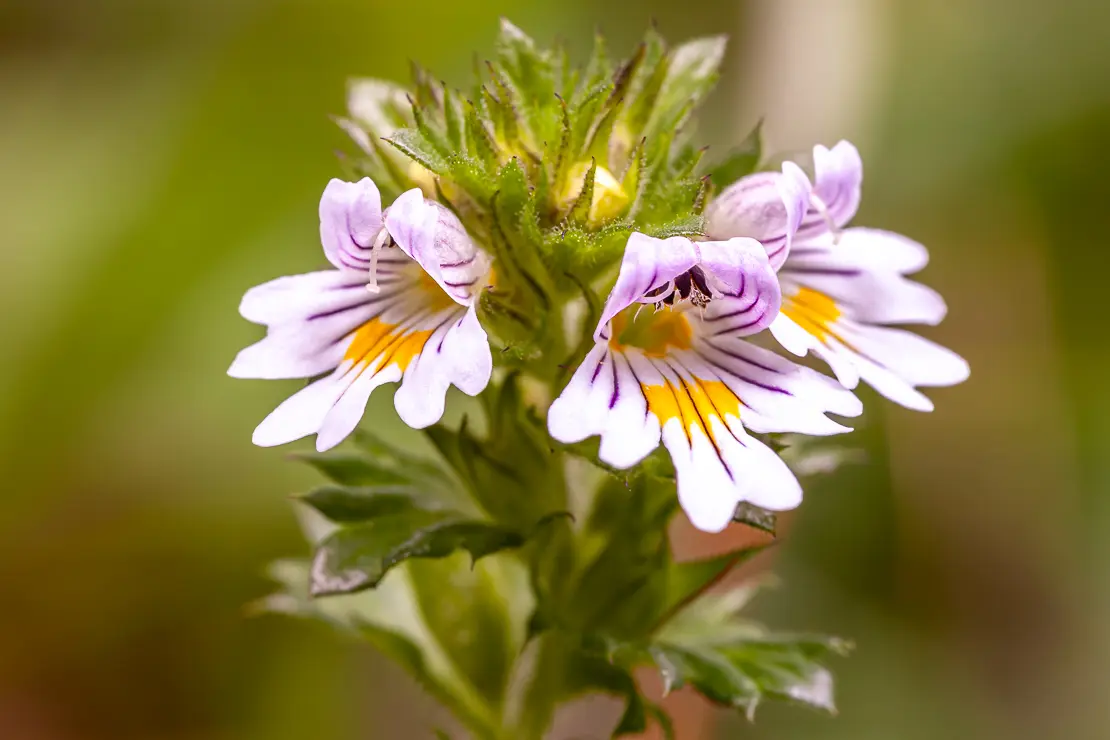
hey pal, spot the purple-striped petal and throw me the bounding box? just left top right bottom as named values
left=319, top=178, right=384, bottom=271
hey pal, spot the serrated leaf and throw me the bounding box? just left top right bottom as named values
left=644, top=35, right=727, bottom=142
left=310, top=512, right=524, bottom=596
left=635, top=582, right=852, bottom=719
left=617, top=31, right=668, bottom=147
left=347, top=77, right=412, bottom=134
left=653, top=545, right=769, bottom=628
left=290, top=451, right=409, bottom=487
left=567, top=159, right=597, bottom=225
left=442, top=85, right=465, bottom=150
left=464, top=104, right=499, bottom=172
left=733, top=502, right=777, bottom=536
left=579, top=31, right=612, bottom=95
left=707, top=120, right=763, bottom=188
left=385, top=128, right=450, bottom=175
left=296, top=484, right=427, bottom=523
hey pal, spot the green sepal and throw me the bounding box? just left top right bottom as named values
left=566, top=158, right=597, bottom=226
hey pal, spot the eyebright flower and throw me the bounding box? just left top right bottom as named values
left=548, top=233, right=862, bottom=532
left=228, top=178, right=493, bottom=450
left=706, top=141, right=969, bottom=410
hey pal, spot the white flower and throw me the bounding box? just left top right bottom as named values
left=548, top=233, right=862, bottom=533
left=707, top=141, right=970, bottom=411
left=229, top=178, right=493, bottom=450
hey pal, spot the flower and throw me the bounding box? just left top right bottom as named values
left=548, top=233, right=862, bottom=532
left=228, top=178, right=493, bottom=450
left=706, top=141, right=969, bottom=411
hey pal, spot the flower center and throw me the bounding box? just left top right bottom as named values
left=641, top=266, right=714, bottom=310
left=610, top=306, right=693, bottom=357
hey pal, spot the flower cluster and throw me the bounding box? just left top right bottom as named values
left=233, top=148, right=965, bottom=533
left=237, top=24, right=969, bottom=735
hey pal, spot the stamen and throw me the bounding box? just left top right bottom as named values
left=366, top=228, right=390, bottom=293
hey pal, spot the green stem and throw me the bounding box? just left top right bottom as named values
left=507, top=632, right=571, bottom=740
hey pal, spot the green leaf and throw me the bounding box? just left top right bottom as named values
left=291, top=451, right=413, bottom=488
left=310, top=511, right=524, bottom=596
left=567, top=158, right=597, bottom=226
left=464, top=104, right=499, bottom=173
left=636, top=584, right=852, bottom=719
left=654, top=545, right=770, bottom=628
left=564, top=474, right=677, bottom=636
left=296, top=484, right=427, bottom=523
left=259, top=560, right=502, bottom=738
left=644, top=35, right=727, bottom=142
left=408, top=554, right=521, bottom=709
left=347, top=77, right=413, bottom=135
left=442, top=85, right=465, bottom=151
left=706, top=120, right=763, bottom=188
left=495, top=19, right=555, bottom=113
left=384, top=128, right=450, bottom=175
left=733, top=502, right=777, bottom=536
left=579, top=31, right=612, bottom=95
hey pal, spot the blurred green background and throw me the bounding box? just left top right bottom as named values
left=2, top=0, right=1108, bottom=738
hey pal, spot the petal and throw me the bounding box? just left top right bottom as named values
left=316, top=364, right=402, bottom=451
left=252, top=368, right=358, bottom=448
left=238, top=270, right=377, bottom=326
left=768, top=313, right=862, bottom=390
left=393, top=305, right=493, bottom=429
left=695, top=238, right=782, bottom=337
left=811, top=141, right=862, bottom=229
left=598, top=351, right=665, bottom=469
left=230, top=271, right=413, bottom=380
left=644, top=365, right=803, bottom=532
left=595, top=234, right=700, bottom=340
left=705, top=164, right=812, bottom=271
left=228, top=334, right=349, bottom=380
left=844, top=323, right=970, bottom=389
left=790, top=227, right=930, bottom=275
left=782, top=260, right=947, bottom=326
left=688, top=336, right=862, bottom=435
left=547, top=343, right=616, bottom=445
left=319, top=178, right=384, bottom=271
left=548, top=344, right=664, bottom=470
left=385, top=189, right=489, bottom=305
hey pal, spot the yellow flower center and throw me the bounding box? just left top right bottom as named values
left=610, top=307, right=693, bottom=357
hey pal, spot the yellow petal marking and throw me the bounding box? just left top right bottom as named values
left=416, top=270, right=464, bottom=313
left=345, top=317, right=435, bottom=374
left=642, top=377, right=742, bottom=446
left=782, top=286, right=841, bottom=341
left=610, top=308, right=693, bottom=357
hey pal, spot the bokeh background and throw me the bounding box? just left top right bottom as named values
left=3, top=0, right=1109, bottom=738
